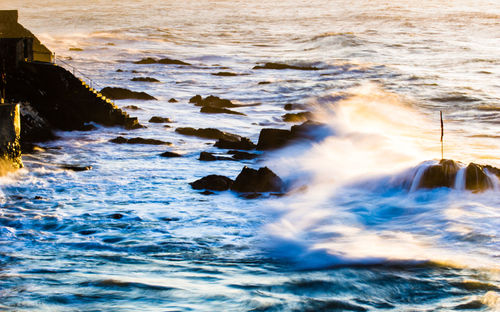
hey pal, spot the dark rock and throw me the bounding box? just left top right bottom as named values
left=7, top=62, right=144, bottom=143
left=231, top=166, right=284, bottom=193
left=418, top=159, right=460, bottom=189
left=282, top=111, right=312, bottom=122
left=123, top=105, right=142, bottom=110
left=101, top=87, right=156, bottom=100
left=200, top=106, right=246, bottom=116
left=190, top=175, right=234, bottom=191
left=484, top=165, right=500, bottom=178
left=198, top=151, right=233, bottom=161
left=69, top=47, right=83, bottom=51
left=149, top=116, right=172, bottom=123
left=131, top=77, right=160, bottom=82
left=189, top=95, right=236, bottom=108
left=256, top=129, right=292, bottom=150
left=168, top=98, right=178, bottom=103
left=214, top=137, right=256, bottom=150
left=110, top=136, right=171, bottom=145
left=124, top=117, right=145, bottom=130
left=109, top=213, right=123, bottom=220
left=284, top=104, right=294, bottom=110
left=189, top=95, right=202, bottom=104
left=212, top=72, right=238, bottom=76
left=465, top=163, right=492, bottom=192
left=258, top=81, right=271, bottom=85
left=241, top=193, right=262, bottom=199
left=253, top=62, right=320, bottom=71
left=134, top=57, right=190, bottom=66
left=228, top=150, right=259, bottom=160
left=116, top=69, right=124, bottom=72
left=160, top=151, right=182, bottom=158
left=175, top=127, right=240, bottom=141
left=199, top=152, right=217, bottom=161
left=60, top=165, right=92, bottom=171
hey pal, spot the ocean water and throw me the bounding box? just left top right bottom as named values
left=1, top=0, right=500, bottom=311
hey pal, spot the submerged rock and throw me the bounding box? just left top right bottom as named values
left=60, top=165, right=92, bottom=171
left=176, top=127, right=240, bottom=141
left=149, top=116, right=172, bottom=123
left=131, top=77, right=160, bottom=82
left=168, top=98, right=178, bottom=103
left=211, top=72, right=239, bottom=76
left=160, top=151, right=182, bottom=158
left=101, top=87, right=156, bottom=100
left=231, top=166, right=284, bottom=193
left=134, top=57, right=190, bottom=66
left=200, top=106, right=246, bottom=116
left=190, top=175, right=234, bottom=191
left=110, top=136, right=171, bottom=145
left=123, top=105, right=142, bottom=110
left=253, top=62, right=320, bottom=71
left=214, top=137, right=256, bottom=150
left=228, top=150, right=259, bottom=160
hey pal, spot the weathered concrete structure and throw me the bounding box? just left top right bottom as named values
left=0, top=10, right=53, bottom=63
left=0, top=103, right=22, bottom=174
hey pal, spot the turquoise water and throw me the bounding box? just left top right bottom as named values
left=1, top=1, right=499, bottom=310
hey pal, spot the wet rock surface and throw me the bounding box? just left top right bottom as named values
left=200, top=106, right=246, bottom=115
left=231, top=166, right=284, bottom=193
left=214, top=137, right=256, bottom=150
left=110, top=136, right=171, bottom=145
left=134, top=57, right=191, bottom=66
left=149, top=116, right=172, bottom=123
left=131, top=77, right=160, bottom=82
left=189, top=95, right=237, bottom=108
left=60, top=165, right=92, bottom=171
left=416, top=159, right=499, bottom=192
left=101, top=87, right=156, bottom=100
left=282, top=111, right=312, bottom=122
left=190, top=175, right=234, bottom=191
left=160, top=151, right=182, bottom=158
left=253, top=62, right=320, bottom=71
left=256, top=121, right=331, bottom=150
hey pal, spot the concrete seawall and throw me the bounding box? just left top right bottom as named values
left=0, top=103, right=23, bottom=174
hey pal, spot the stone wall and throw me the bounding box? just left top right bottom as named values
left=0, top=103, right=22, bottom=174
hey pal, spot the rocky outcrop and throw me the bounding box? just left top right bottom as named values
left=175, top=127, right=240, bottom=141
left=212, top=72, right=239, bottom=76
left=253, top=62, right=320, bottom=71
left=415, top=159, right=498, bottom=192
left=214, top=137, right=256, bottom=150
left=231, top=167, right=284, bottom=193
left=149, top=116, right=172, bottom=123
left=189, top=95, right=237, bottom=108
left=134, top=57, right=190, bottom=66
left=189, top=166, right=283, bottom=194
left=200, top=106, right=246, bottom=115
left=0, top=103, right=22, bottom=172
left=101, top=87, right=156, bottom=100
left=190, top=175, right=234, bottom=191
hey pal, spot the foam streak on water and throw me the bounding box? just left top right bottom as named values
left=1, top=0, right=500, bottom=311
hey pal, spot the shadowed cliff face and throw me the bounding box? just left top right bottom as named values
left=6, top=62, right=142, bottom=144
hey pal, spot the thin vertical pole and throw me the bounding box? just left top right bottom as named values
left=440, top=111, right=444, bottom=160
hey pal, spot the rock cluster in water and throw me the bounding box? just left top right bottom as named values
left=415, top=159, right=499, bottom=192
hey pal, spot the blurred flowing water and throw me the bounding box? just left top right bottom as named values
left=0, top=0, right=499, bottom=311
